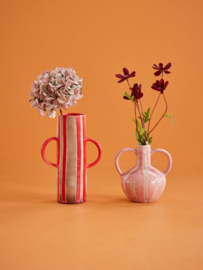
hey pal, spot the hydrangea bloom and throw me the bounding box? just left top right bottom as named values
left=28, top=67, right=83, bottom=118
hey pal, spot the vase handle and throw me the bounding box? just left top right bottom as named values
left=151, top=148, right=172, bottom=176
left=115, top=148, right=137, bottom=175
left=41, top=137, right=58, bottom=167
left=85, top=138, right=102, bottom=168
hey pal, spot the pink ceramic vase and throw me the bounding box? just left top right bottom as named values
left=115, top=145, right=172, bottom=203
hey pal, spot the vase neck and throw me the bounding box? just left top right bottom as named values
left=136, top=145, right=151, bottom=167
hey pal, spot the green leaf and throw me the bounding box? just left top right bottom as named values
left=164, top=113, right=174, bottom=126
left=136, top=130, right=141, bottom=143
left=136, top=120, right=142, bottom=131
left=143, top=130, right=148, bottom=139
left=122, top=92, right=135, bottom=103
left=146, top=107, right=150, bottom=118
left=140, top=134, right=144, bottom=140
left=141, top=107, right=151, bottom=123
left=148, top=137, right=153, bottom=144
left=130, top=118, right=136, bottom=124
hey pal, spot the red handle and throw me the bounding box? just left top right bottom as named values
left=85, top=138, right=102, bottom=168
left=41, top=137, right=58, bottom=167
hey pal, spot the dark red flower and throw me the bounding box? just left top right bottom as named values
left=116, top=68, right=136, bottom=83
left=123, top=83, right=143, bottom=101
left=152, top=62, right=171, bottom=76
left=131, top=84, right=143, bottom=99
left=151, top=79, right=169, bottom=94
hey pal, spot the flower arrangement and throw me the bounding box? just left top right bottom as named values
left=115, top=63, right=173, bottom=145
left=29, top=67, right=83, bottom=118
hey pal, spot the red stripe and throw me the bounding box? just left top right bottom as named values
left=62, top=115, right=67, bottom=203
left=76, top=117, right=81, bottom=203
left=83, top=116, right=86, bottom=202
left=57, top=116, right=60, bottom=203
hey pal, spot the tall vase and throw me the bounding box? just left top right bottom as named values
left=115, top=145, right=172, bottom=203
left=41, top=113, right=102, bottom=204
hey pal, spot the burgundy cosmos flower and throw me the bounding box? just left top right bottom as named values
left=152, top=62, right=171, bottom=76
left=151, top=79, right=169, bottom=94
left=116, top=68, right=136, bottom=83
left=124, top=83, right=143, bottom=100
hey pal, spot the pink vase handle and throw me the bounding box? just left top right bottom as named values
left=115, top=148, right=137, bottom=175
left=151, top=148, right=172, bottom=176
left=85, top=138, right=102, bottom=168
left=41, top=137, right=58, bottom=168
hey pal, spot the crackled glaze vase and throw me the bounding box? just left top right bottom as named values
left=115, top=145, right=172, bottom=203
left=41, top=113, right=102, bottom=204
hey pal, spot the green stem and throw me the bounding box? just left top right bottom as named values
left=134, top=103, right=142, bottom=143
left=136, top=102, right=145, bottom=128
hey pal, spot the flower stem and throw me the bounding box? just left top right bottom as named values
left=148, top=92, right=161, bottom=134
left=60, top=109, right=63, bottom=115
left=126, top=79, right=144, bottom=127
left=148, top=93, right=168, bottom=135
left=126, top=79, right=131, bottom=89
left=134, top=103, right=142, bottom=142
left=137, top=102, right=145, bottom=128
left=127, top=79, right=143, bottom=142
left=140, top=99, right=144, bottom=116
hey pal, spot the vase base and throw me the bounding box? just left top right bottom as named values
left=57, top=200, right=86, bottom=204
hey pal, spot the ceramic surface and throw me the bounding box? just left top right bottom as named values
left=115, top=145, right=172, bottom=203
left=41, top=113, right=102, bottom=204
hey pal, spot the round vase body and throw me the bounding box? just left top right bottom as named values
left=115, top=145, right=172, bottom=203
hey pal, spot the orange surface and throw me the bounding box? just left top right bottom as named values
left=1, top=160, right=203, bottom=270
left=1, top=0, right=203, bottom=269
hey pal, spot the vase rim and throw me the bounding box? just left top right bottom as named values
left=59, top=113, right=85, bottom=117
left=137, top=144, right=151, bottom=147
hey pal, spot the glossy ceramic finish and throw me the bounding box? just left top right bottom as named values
left=115, top=145, right=172, bottom=203
left=41, top=113, right=102, bottom=204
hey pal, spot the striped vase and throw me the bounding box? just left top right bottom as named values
left=41, top=113, right=102, bottom=204
left=115, top=145, right=172, bottom=203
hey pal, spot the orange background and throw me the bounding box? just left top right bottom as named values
left=1, top=0, right=203, bottom=163
left=1, top=0, right=203, bottom=269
